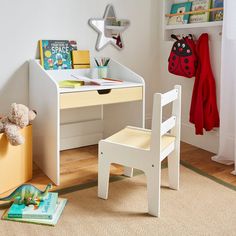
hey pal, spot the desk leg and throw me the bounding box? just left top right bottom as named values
left=29, top=60, right=60, bottom=185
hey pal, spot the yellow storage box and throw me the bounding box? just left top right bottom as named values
left=72, top=50, right=90, bottom=69
left=0, top=125, right=32, bottom=194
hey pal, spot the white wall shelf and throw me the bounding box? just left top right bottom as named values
left=163, top=0, right=223, bottom=41
left=165, top=21, right=223, bottom=30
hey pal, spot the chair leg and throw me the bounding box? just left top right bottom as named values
left=168, top=149, right=180, bottom=190
left=123, top=167, right=133, bottom=177
left=146, top=165, right=161, bottom=217
left=98, top=156, right=111, bottom=200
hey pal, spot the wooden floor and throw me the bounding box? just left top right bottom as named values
left=0, top=142, right=235, bottom=202
left=180, top=142, right=236, bottom=185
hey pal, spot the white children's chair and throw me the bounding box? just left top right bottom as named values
left=98, top=85, right=181, bottom=217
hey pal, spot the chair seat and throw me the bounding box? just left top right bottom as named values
left=106, top=127, right=175, bottom=151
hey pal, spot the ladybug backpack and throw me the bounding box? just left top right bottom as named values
left=168, top=34, right=197, bottom=78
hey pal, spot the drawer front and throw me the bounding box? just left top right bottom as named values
left=60, top=86, right=143, bottom=109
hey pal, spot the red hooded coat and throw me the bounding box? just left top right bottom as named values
left=189, top=33, right=220, bottom=135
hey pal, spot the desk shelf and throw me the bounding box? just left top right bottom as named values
left=29, top=59, right=145, bottom=185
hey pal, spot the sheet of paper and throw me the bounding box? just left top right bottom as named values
left=70, top=74, right=122, bottom=86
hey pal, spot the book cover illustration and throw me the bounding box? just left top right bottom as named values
left=2, top=198, right=67, bottom=226
left=39, top=40, right=77, bottom=70
left=168, top=2, right=192, bottom=25
left=189, top=0, right=212, bottom=23
left=211, top=0, right=223, bottom=21
left=8, top=192, right=58, bottom=219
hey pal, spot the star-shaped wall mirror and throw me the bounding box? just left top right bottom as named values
left=88, top=4, right=130, bottom=51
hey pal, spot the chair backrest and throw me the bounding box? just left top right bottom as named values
left=150, top=85, right=181, bottom=155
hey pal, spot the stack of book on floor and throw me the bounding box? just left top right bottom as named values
left=2, top=192, right=67, bottom=226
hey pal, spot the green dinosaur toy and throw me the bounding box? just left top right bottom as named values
left=0, top=183, right=52, bottom=205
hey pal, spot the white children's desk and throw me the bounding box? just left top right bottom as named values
left=29, top=59, right=145, bottom=185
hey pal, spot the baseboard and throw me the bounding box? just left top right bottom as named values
left=60, top=120, right=103, bottom=151
left=181, top=122, right=219, bottom=154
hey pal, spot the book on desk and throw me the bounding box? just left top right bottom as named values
left=39, top=40, right=77, bottom=70
left=58, top=80, right=85, bottom=88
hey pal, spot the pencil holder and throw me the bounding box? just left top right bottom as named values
left=97, top=66, right=108, bottom=79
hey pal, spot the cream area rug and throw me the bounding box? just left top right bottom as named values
left=0, top=166, right=236, bottom=236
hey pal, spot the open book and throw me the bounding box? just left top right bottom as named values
left=71, top=74, right=123, bottom=86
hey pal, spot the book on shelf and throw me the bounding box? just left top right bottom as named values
left=58, top=80, right=85, bottom=88
left=168, top=2, right=192, bottom=25
left=210, top=0, right=223, bottom=21
left=189, top=0, right=212, bottom=24
left=2, top=198, right=67, bottom=226
left=71, top=74, right=123, bottom=86
left=39, top=40, right=77, bottom=70
left=8, top=192, right=58, bottom=219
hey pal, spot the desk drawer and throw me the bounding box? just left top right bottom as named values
left=60, top=86, right=143, bottom=109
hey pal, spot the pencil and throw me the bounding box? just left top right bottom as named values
left=103, top=78, right=122, bottom=82
left=104, top=58, right=110, bottom=66
left=94, top=58, right=99, bottom=66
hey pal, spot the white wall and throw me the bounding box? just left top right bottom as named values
left=157, top=1, right=222, bottom=153
left=0, top=0, right=220, bottom=153
left=0, top=0, right=160, bottom=128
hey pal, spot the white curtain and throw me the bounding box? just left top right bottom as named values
left=212, top=0, right=236, bottom=174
